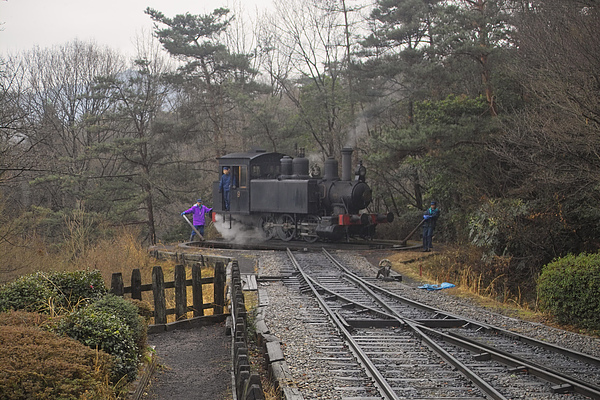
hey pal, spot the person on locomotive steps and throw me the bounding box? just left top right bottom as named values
left=218, top=166, right=236, bottom=211
left=422, top=201, right=440, bottom=252
left=181, top=199, right=212, bottom=241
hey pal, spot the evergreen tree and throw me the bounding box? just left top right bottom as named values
left=87, top=58, right=172, bottom=244
left=145, top=7, right=258, bottom=157
left=358, top=0, right=512, bottom=229
left=431, top=0, right=516, bottom=116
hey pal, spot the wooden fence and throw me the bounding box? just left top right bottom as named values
left=110, top=261, right=226, bottom=324
left=230, top=260, right=264, bottom=400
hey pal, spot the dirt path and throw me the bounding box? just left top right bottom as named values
left=143, top=322, right=232, bottom=400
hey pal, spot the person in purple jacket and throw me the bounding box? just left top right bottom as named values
left=181, top=199, right=213, bottom=241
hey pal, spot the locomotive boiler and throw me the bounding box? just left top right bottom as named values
left=212, top=147, right=393, bottom=242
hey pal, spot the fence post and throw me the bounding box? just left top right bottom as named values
left=192, top=263, right=204, bottom=317
left=111, top=273, right=124, bottom=296
left=214, top=261, right=225, bottom=315
left=131, top=269, right=142, bottom=300
left=174, top=264, right=187, bottom=320
left=152, top=266, right=167, bottom=325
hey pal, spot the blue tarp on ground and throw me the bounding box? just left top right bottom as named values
left=418, top=282, right=455, bottom=291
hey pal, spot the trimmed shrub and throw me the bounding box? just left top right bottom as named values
left=53, top=297, right=140, bottom=383
left=538, top=252, right=600, bottom=330
left=0, top=270, right=107, bottom=314
left=44, top=270, right=107, bottom=308
left=0, top=310, right=50, bottom=327
left=87, top=294, right=148, bottom=358
left=0, top=274, right=56, bottom=313
left=0, top=314, right=115, bottom=400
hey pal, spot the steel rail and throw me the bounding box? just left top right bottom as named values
left=376, top=280, right=600, bottom=367
left=319, top=249, right=508, bottom=400
left=321, top=248, right=600, bottom=399
left=446, top=330, right=600, bottom=398
left=304, top=273, right=509, bottom=399
left=286, top=248, right=401, bottom=400
left=321, top=248, right=600, bottom=368
left=420, top=325, right=600, bottom=399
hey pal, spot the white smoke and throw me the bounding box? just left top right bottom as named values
left=212, top=213, right=268, bottom=244
left=345, top=112, right=370, bottom=148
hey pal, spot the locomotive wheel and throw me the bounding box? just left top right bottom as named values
left=259, top=215, right=276, bottom=240
left=277, top=214, right=296, bottom=241
left=301, top=215, right=320, bottom=243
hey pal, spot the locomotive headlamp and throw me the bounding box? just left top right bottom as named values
left=355, top=161, right=367, bottom=182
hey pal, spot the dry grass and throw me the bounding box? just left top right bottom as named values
left=383, top=246, right=546, bottom=323
left=0, top=227, right=219, bottom=324
left=0, top=236, right=59, bottom=284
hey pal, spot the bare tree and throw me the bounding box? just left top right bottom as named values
left=490, top=0, right=600, bottom=255
left=20, top=41, right=125, bottom=209
left=96, top=54, right=171, bottom=244
left=261, top=0, right=365, bottom=157
left=498, top=0, right=600, bottom=195
left=0, top=55, right=32, bottom=186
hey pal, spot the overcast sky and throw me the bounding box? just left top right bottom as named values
left=0, top=0, right=273, bottom=57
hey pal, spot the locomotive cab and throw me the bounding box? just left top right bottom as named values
left=212, top=149, right=285, bottom=214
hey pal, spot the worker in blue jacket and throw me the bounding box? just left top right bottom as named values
left=422, top=201, right=440, bottom=252
left=181, top=199, right=212, bottom=241
left=218, top=167, right=236, bottom=211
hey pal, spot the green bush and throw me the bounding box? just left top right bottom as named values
left=53, top=296, right=141, bottom=383
left=0, top=314, right=115, bottom=400
left=87, top=294, right=148, bottom=358
left=538, top=252, right=600, bottom=330
left=45, top=270, right=107, bottom=308
left=0, top=274, right=56, bottom=313
left=1, top=272, right=147, bottom=385
left=0, top=270, right=107, bottom=314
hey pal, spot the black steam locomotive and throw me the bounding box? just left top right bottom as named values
left=211, top=147, right=393, bottom=242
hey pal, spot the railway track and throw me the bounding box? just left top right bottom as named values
left=181, top=237, right=418, bottom=252
left=282, top=248, right=600, bottom=400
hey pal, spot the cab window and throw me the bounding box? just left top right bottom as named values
left=251, top=165, right=261, bottom=179
left=233, top=166, right=247, bottom=188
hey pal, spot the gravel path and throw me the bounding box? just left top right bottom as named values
left=144, top=323, right=231, bottom=400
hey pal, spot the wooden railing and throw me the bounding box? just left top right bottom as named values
left=110, top=261, right=226, bottom=324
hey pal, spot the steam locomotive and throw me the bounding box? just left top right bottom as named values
left=211, top=147, right=393, bottom=242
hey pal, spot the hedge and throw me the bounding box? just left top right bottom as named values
left=52, top=295, right=143, bottom=383
left=0, top=270, right=107, bottom=314
left=538, top=252, right=600, bottom=330
left=0, top=312, right=115, bottom=400
left=0, top=271, right=148, bottom=386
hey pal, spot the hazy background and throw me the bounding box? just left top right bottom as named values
left=0, top=0, right=272, bottom=56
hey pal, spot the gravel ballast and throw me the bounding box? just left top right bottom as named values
left=256, top=249, right=600, bottom=400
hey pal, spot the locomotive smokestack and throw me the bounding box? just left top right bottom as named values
left=341, top=147, right=353, bottom=181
